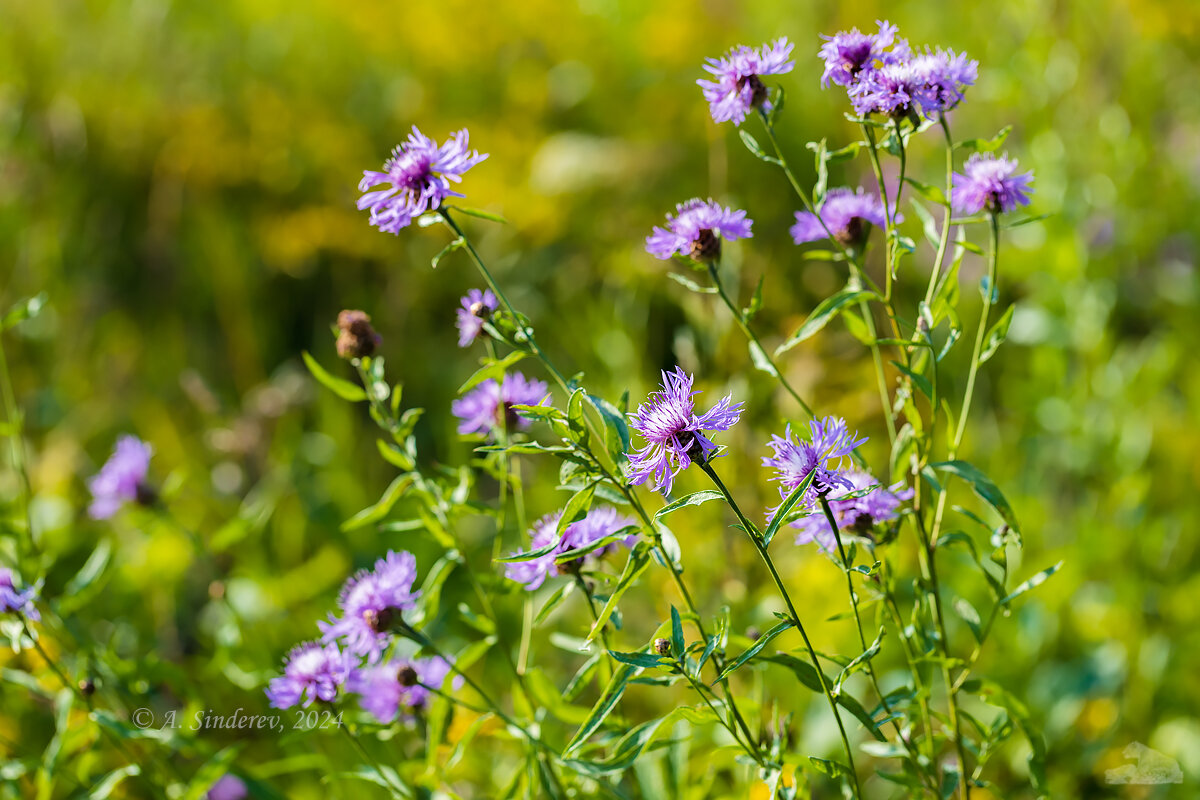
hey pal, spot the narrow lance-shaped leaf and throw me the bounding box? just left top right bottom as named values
left=931, top=460, right=1020, bottom=533
left=585, top=542, right=652, bottom=644
left=833, top=627, right=885, bottom=695
left=1000, top=561, right=1064, bottom=607
left=302, top=351, right=367, bottom=402
left=978, top=304, right=1015, bottom=365
left=563, top=662, right=638, bottom=757
left=776, top=289, right=878, bottom=356
left=717, top=619, right=795, bottom=681
left=654, top=490, right=723, bottom=521
left=762, top=470, right=815, bottom=546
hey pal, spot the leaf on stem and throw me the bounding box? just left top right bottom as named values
left=776, top=289, right=878, bottom=356
left=302, top=352, right=367, bottom=402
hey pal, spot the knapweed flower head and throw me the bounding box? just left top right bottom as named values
left=452, top=372, right=550, bottom=437
left=910, top=49, right=978, bottom=114
left=0, top=567, right=39, bottom=621
left=88, top=435, right=153, bottom=520
left=455, top=288, right=498, bottom=347
left=348, top=656, right=461, bottom=724
left=791, top=187, right=894, bottom=247
left=952, top=153, right=1034, bottom=215
left=762, top=417, right=867, bottom=519
left=265, top=641, right=354, bottom=709
left=818, top=20, right=899, bottom=88
left=503, top=506, right=636, bottom=591
left=320, top=551, right=421, bottom=663
left=698, top=37, right=794, bottom=125
left=849, top=59, right=927, bottom=117
left=627, top=367, right=744, bottom=496
left=206, top=775, right=248, bottom=800
left=791, top=470, right=913, bottom=551
left=357, top=126, right=487, bottom=234
left=645, top=199, right=753, bottom=262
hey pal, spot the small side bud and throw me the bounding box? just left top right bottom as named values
left=746, top=626, right=762, bottom=641
left=78, top=679, right=95, bottom=696
left=335, top=310, right=381, bottom=360
left=653, top=637, right=672, bottom=656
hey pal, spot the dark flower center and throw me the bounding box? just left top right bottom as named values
left=739, top=75, right=769, bottom=107
left=497, top=402, right=522, bottom=431
left=469, top=301, right=489, bottom=318
left=135, top=481, right=158, bottom=508
left=363, top=606, right=399, bottom=634
left=835, top=217, right=868, bottom=248
left=690, top=228, right=720, bottom=262
left=679, top=432, right=709, bottom=465
left=396, top=665, right=419, bottom=687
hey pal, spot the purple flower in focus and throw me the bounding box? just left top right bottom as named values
left=698, top=38, right=794, bottom=125
left=645, top=199, right=753, bottom=262
left=319, top=551, right=421, bottom=663
left=790, top=187, right=894, bottom=247
left=791, top=470, right=913, bottom=551
left=0, top=568, right=39, bottom=621
left=451, top=373, right=550, bottom=437
left=265, top=641, right=354, bottom=709
left=88, top=436, right=153, bottom=520
left=952, top=153, right=1034, bottom=215
left=627, top=367, right=744, bottom=496
left=357, top=126, right=487, bottom=234
left=762, top=417, right=867, bottom=521
left=503, top=506, right=636, bottom=591
left=910, top=49, right=978, bottom=114
left=348, top=656, right=462, bottom=724
left=818, top=20, right=899, bottom=88
left=206, top=775, right=248, bottom=800
left=455, top=288, right=498, bottom=347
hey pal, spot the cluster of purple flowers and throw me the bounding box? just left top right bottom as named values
left=348, top=656, right=462, bottom=724
left=790, top=470, right=914, bottom=551
left=819, top=20, right=977, bottom=119
left=87, top=435, right=153, bottom=520
left=952, top=153, right=1035, bottom=215
left=504, top=506, right=636, bottom=591
left=452, top=373, right=550, bottom=437
left=0, top=567, right=38, bottom=620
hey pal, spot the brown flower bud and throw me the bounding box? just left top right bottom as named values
left=653, top=637, right=672, bottom=656
left=396, top=665, right=419, bottom=687
left=335, top=310, right=381, bottom=360
left=78, top=679, right=95, bottom=696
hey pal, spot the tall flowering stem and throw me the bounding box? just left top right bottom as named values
left=0, top=335, right=35, bottom=560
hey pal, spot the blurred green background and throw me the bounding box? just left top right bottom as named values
left=2, top=0, right=1199, bottom=797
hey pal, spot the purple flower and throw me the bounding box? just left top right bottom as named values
left=503, top=506, right=636, bottom=591
left=357, top=126, right=487, bottom=234
left=87, top=436, right=153, bottom=520
left=348, top=656, right=462, bottom=724
left=455, top=288, right=498, bottom=347
left=319, top=551, right=421, bottom=663
left=627, top=367, right=744, bottom=496
left=645, top=199, right=753, bottom=262
left=952, top=153, right=1034, bottom=215
left=698, top=38, right=794, bottom=125
left=819, top=20, right=900, bottom=88
left=791, top=470, right=913, bottom=551
left=762, top=417, right=867, bottom=521
left=206, top=775, right=248, bottom=800
left=791, top=187, right=894, bottom=246
left=910, top=49, right=978, bottom=114
left=849, top=59, right=926, bottom=117
left=0, top=568, right=39, bottom=621
left=265, top=641, right=354, bottom=709
left=451, top=373, right=550, bottom=437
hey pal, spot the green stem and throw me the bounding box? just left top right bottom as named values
left=340, top=724, right=413, bottom=798
left=0, top=334, right=36, bottom=559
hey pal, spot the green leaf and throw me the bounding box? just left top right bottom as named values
left=763, top=655, right=885, bottom=741
left=748, top=340, right=779, bottom=377
left=833, top=627, right=885, bottom=695
left=340, top=474, right=414, bottom=531
left=739, top=130, right=781, bottom=165
left=666, top=272, right=717, bottom=294
left=654, top=490, right=723, bottom=521
left=743, top=275, right=765, bottom=322
left=1000, top=561, right=1064, bottom=607
left=458, top=350, right=528, bottom=394
left=1, top=293, right=47, bottom=331
left=762, top=471, right=815, bottom=546
left=448, top=204, right=508, bottom=224
left=61, top=540, right=113, bottom=607
left=556, top=482, right=597, bottom=539
left=890, top=361, right=933, bottom=400
left=930, top=460, right=1020, bottom=533
left=904, top=177, right=948, bottom=206
left=495, top=537, right=562, bottom=563
left=586, top=542, right=651, bottom=643
left=956, top=125, right=1012, bottom=153
left=608, top=650, right=670, bottom=669
left=563, top=662, right=638, bottom=757
left=563, top=714, right=675, bottom=776
left=954, top=597, right=984, bottom=643
left=302, top=352, right=366, bottom=402
left=776, top=289, right=878, bottom=355
left=588, top=393, right=632, bottom=456
left=89, top=765, right=142, bottom=799
left=670, top=606, right=685, bottom=659
left=717, top=619, right=795, bottom=681
left=978, top=304, right=1014, bottom=365
left=431, top=236, right=465, bottom=268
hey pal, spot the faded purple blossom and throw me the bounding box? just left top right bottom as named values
left=952, top=153, right=1034, bottom=215
left=645, top=199, right=753, bottom=262
left=503, top=506, right=636, bottom=591
left=357, top=126, right=487, bottom=234
left=791, top=471, right=914, bottom=551
left=206, top=775, right=248, bottom=800
left=627, top=367, right=744, bottom=496
left=818, top=20, right=899, bottom=88
left=451, top=373, right=550, bottom=437
left=265, top=641, right=354, bottom=709
left=88, top=436, right=153, bottom=520
left=763, top=417, right=867, bottom=522
left=0, top=567, right=39, bottom=621
left=911, top=49, right=978, bottom=114
left=319, top=551, right=421, bottom=663
left=698, top=37, right=794, bottom=125
left=455, top=288, right=498, bottom=347
left=348, top=656, right=462, bottom=724
left=791, top=187, right=895, bottom=246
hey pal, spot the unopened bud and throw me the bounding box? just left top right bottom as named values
left=653, top=638, right=672, bottom=656
left=335, top=310, right=381, bottom=360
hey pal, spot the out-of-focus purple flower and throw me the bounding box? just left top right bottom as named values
left=455, top=288, right=498, bottom=347
left=910, top=49, right=978, bottom=114
left=319, top=551, right=421, bottom=663
left=357, top=126, right=487, bottom=235
left=451, top=373, right=550, bottom=437
left=645, top=199, right=753, bottom=262
left=206, top=775, right=248, bottom=800
left=790, top=187, right=895, bottom=247
left=818, top=20, right=900, bottom=88
left=0, top=568, right=39, bottom=621
left=952, top=153, right=1034, bottom=215
left=348, top=656, right=462, bottom=724
left=763, top=417, right=867, bottom=522
left=698, top=38, right=794, bottom=124
left=791, top=470, right=913, bottom=551
left=88, top=436, right=153, bottom=520
left=849, top=59, right=926, bottom=117
left=265, top=641, right=354, bottom=709
left=627, top=367, right=744, bottom=496
left=503, top=506, right=636, bottom=591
